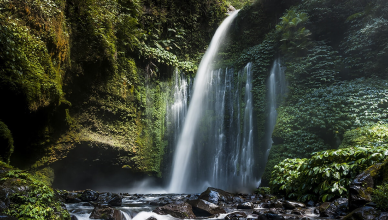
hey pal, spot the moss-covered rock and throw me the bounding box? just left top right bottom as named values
left=0, top=122, right=13, bottom=165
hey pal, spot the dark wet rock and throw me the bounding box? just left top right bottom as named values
left=262, top=202, right=270, bottom=208
left=237, top=201, right=254, bottom=209
left=233, top=196, right=244, bottom=203
left=291, top=208, right=305, bottom=215
left=301, top=218, right=311, bottom=220
left=0, top=188, right=10, bottom=212
left=224, top=211, right=247, bottom=220
left=65, top=192, right=82, bottom=203
left=270, top=200, right=283, bottom=208
left=199, top=187, right=234, bottom=205
left=81, top=189, right=99, bottom=202
left=349, top=163, right=382, bottom=211
left=283, top=201, right=306, bottom=210
left=306, top=200, right=315, bottom=207
left=153, top=202, right=196, bottom=219
left=0, top=214, right=18, bottom=220
left=342, top=206, right=380, bottom=220
left=187, top=199, right=226, bottom=217
left=89, top=205, right=123, bottom=219
left=378, top=212, right=388, bottom=220
left=71, top=215, right=78, bottom=220
left=253, top=210, right=265, bottom=215
left=81, top=202, right=92, bottom=206
left=186, top=194, right=199, bottom=201
left=267, top=208, right=285, bottom=214
left=318, top=198, right=348, bottom=218
left=146, top=217, right=157, bottom=220
left=258, top=213, right=285, bottom=220
left=97, top=192, right=122, bottom=206
left=314, top=208, right=319, bottom=214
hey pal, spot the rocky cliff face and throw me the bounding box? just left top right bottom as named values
left=0, top=0, right=228, bottom=186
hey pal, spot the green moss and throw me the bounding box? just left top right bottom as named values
left=0, top=121, right=14, bottom=164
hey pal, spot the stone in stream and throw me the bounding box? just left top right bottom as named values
left=257, top=213, right=285, bottom=220
left=224, top=211, right=247, bottom=220
left=282, top=201, right=306, bottom=210
left=318, top=198, right=348, bottom=218
left=81, top=189, right=99, bottom=202
left=97, top=192, right=122, bottom=206
left=237, top=201, right=254, bottom=209
left=187, top=199, right=226, bottom=216
left=70, top=215, right=78, bottom=220
left=89, top=205, right=124, bottom=220
left=342, top=206, right=380, bottom=220
left=199, top=187, right=234, bottom=205
left=153, top=202, right=196, bottom=219
left=64, top=192, right=82, bottom=203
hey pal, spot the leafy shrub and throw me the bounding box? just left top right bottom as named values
left=340, top=123, right=388, bottom=149
left=276, top=8, right=312, bottom=55
left=0, top=162, right=69, bottom=219
left=255, top=187, right=271, bottom=195
left=270, top=146, right=388, bottom=202
left=373, top=183, right=388, bottom=211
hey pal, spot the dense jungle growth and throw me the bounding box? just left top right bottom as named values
left=1, top=0, right=388, bottom=218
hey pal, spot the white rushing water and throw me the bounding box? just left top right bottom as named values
left=168, top=10, right=240, bottom=193
left=264, top=59, right=286, bottom=161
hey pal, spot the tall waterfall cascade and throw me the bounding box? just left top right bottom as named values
left=168, top=10, right=241, bottom=193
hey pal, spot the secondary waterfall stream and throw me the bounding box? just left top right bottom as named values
left=264, top=59, right=286, bottom=162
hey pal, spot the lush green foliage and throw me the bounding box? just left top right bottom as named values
left=276, top=8, right=311, bottom=55
left=255, top=187, right=271, bottom=195
left=340, top=124, right=388, bottom=149
left=373, top=183, right=388, bottom=211
left=270, top=146, right=388, bottom=202
left=0, top=162, right=69, bottom=219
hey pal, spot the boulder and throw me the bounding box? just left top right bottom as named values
left=318, top=198, right=348, bottom=218
left=81, top=189, right=99, bottom=202
left=270, top=200, right=283, bottom=208
left=70, top=215, right=78, bottom=220
left=187, top=199, right=225, bottom=216
left=257, top=213, right=285, bottom=220
left=198, top=187, right=234, bottom=205
left=153, top=202, right=196, bottom=219
left=146, top=217, right=157, bottom=220
left=291, top=208, right=305, bottom=215
left=237, top=202, right=254, bottom=209
left=65, top=192, right=82, bottom=203
left=342, top=206, right=380, bottom=220
left=378, top=212, right=388, bottom=220
left=224, top=212, right=247, bottom=220
left=349, top=163, right=383, bottom=210
left=283, top=201, right=306, bottom=210
left=89, top=205, right=123, bottom=220
left=97, top=192, right=122, bottom=206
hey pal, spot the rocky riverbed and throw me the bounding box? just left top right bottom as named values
left=59, top=187, right=388, bottom=220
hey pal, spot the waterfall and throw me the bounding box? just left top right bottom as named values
left=264, top=59, right=286, bottom=162
left=167, top=60, right=258, bottom=192
left=168, top=10, right=241, bottom=193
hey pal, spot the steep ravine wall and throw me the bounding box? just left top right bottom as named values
left=0, top=0, right=228, bottom=187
